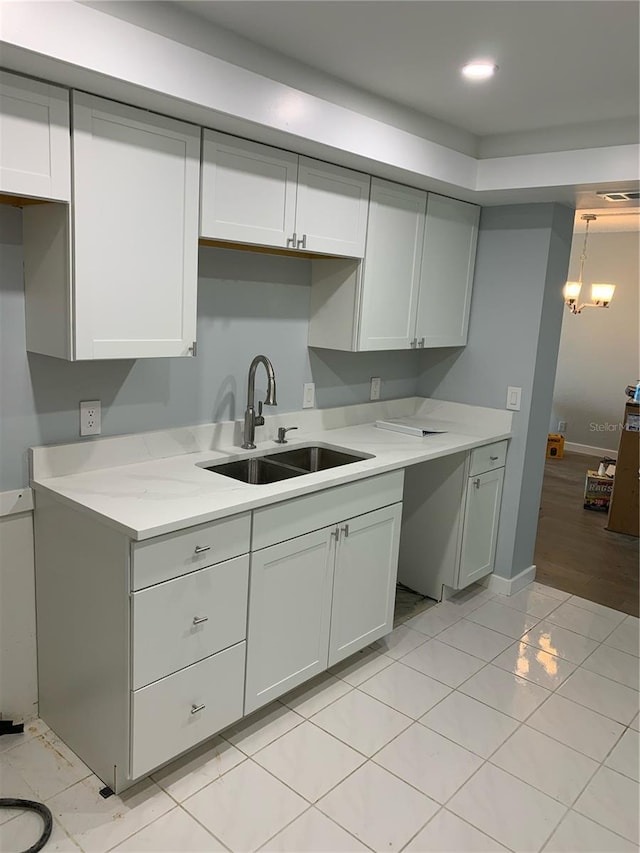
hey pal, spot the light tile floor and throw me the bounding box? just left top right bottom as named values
left=1, top=581, right=638, bottom=852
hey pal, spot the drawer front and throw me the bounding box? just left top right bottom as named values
left=132, top=554, right=249, bottom=689
left=132, top=512, right=250, bottom=590
left=469, top=441, right=508, bottom=476
left=131, top=642, right=245, bottom=779
left=252, top=470, right=405, bottom=551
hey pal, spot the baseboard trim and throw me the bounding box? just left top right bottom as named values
left=565, top=442, right=618, bottom=459
left=481, top=565, right=536, bottom=596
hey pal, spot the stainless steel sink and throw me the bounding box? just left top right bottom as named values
left=203, top=457, right=303, bottom=485
left=270, top=445, right=370, bottom=472
left=202, top=444, right=373, bottom=485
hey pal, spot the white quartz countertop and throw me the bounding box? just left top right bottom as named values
left=31, top=399, right=511, bottom=540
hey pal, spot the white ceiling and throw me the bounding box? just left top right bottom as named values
left=179, top=0, right=639, bottom=138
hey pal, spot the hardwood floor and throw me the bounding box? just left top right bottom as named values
left=534, top=451, right=639, bottom=617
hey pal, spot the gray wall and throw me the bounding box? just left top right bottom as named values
left=0, top=206, right=419, bottom=491
left=418, top=203, right=574, bottom=580
left=551, top=229, right=639, bottom=451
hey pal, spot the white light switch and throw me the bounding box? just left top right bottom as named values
left=302, top=382, right=315, bottom=409
left=370, top=377, right=381, bottom=401
left=506, top=386, right=522, bottom=411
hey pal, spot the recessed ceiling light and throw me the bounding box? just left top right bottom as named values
left=461, top=61, right=497, bottom=81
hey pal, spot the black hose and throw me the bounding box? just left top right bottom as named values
left=0, top=799, right=53, bottom=853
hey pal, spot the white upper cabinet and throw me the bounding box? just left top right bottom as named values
left=200, top=131, right=297, bottom=248
left=415, top=194, right=480, bottom=348
left=0, top=71, right=70, bottom=201
left=23, top=92, right=200, bottom=360
left=295, top=157, right=370, bottom=257
left=200, top=131, right=370, bottom=257
left=357, top=179, right=427, bottom=350
left=309, top=180, right=480, bottom=352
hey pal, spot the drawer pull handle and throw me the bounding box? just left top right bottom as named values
left=192, top=616, right=209, bottom=625
left=191, top=703, right=206, bottom=715
left=194, top=545, right=211, bottom=554
left=490, top=455, right=499, bottom=461
left=473, top=478, right=481, bottom=489
left=341, top=524, right=350, bottom=538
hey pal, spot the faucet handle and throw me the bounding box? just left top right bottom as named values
left=255, top=400, right=265, bottom=427
left=275, top=426, right=298, bottom=444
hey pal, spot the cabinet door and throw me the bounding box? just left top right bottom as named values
left=457, top=468, right=504, bottom=589
left=415, top=195, right=479, bottom=348
left=0, top=71, right=70, bottom=201
left=329, top=503, right=402, bottom=666
left=296, top=157, right=370, bottom=257
left=245, top=527, right=334, bottom=714
left=200, top=131, right=298, bottom=248
left=72, top=92, right=200, bottom=359
left=357, top=179, right=426, bottom=350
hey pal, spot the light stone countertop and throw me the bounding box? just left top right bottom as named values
left=30, top=398, right=512, bottom=540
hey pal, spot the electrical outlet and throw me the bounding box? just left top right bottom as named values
left=80, top=400, right=101, bottom=436
left=302, top=382, right=315, bottom=409
left=558, top=420, right=567, bottom=433
left=370, top=377, right=381, bottom=400
left=506, top=386, right=522, bottom=411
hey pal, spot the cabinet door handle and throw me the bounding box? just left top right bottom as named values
left=490, top=455, right=499, bottom=461
left=417, top=337, right=425, bottom=348
left=194, top=545, right=211, bottom=554
left=297, top=234, right=307, bottom=249
left=473, top=478, right=481, bottom=489
left=331, top=527, right=339, bottom=541
left=190, top=703, right=206, bottom=715
left=410, top=338, right=417, bottom=348
left=341, top=524, right=349, bottom=538
left=192, top=615, right=209, bottom=625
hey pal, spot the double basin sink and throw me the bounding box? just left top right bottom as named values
left=202, top=445, right=373, bottom=485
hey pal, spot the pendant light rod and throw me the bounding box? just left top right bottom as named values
left=576, top=214, right=597, bottom=286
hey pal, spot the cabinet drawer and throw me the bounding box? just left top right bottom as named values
left=469, top=441, right=508, bottom=476
left=132, top=554, right=249, bottom=689
left=252, top=470, right=404, bottom=551
left=131, top=512, right=250, bottom=590
left=131, top=642, right=245, bottom=779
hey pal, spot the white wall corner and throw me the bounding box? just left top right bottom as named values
left=481, top=565, right=536, bottom=596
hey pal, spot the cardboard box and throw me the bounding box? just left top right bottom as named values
left=546, top=433, right=565, bottom=459
left=584, top=470, right=614, bottom=512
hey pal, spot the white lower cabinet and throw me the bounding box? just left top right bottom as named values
left=131, top=642, right=246, bottom=779
left=398, top=440, right=507, bottom=600
left=328, top=504, right=402, bottom=666
left=245, top=502, right=403, bottom=714
left=244, top=528, right=335, bottom=714
left=457, top=467, right=504, bottom=589
left=131, top=554, right=249, bottom=689
left=245, top=471, right=404, bottom=714
left=34, top=470, right=403, bottom=793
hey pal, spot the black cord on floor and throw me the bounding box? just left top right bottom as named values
left=0, top=799, right=53, bottom=853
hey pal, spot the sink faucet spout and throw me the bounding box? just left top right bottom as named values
left=242, top=355, right=277, bottom=449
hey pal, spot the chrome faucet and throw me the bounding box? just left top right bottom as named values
left=242, top=355, right=277, bottom=449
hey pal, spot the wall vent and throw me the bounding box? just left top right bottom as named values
left=596, top=190, right=640, bottom=201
